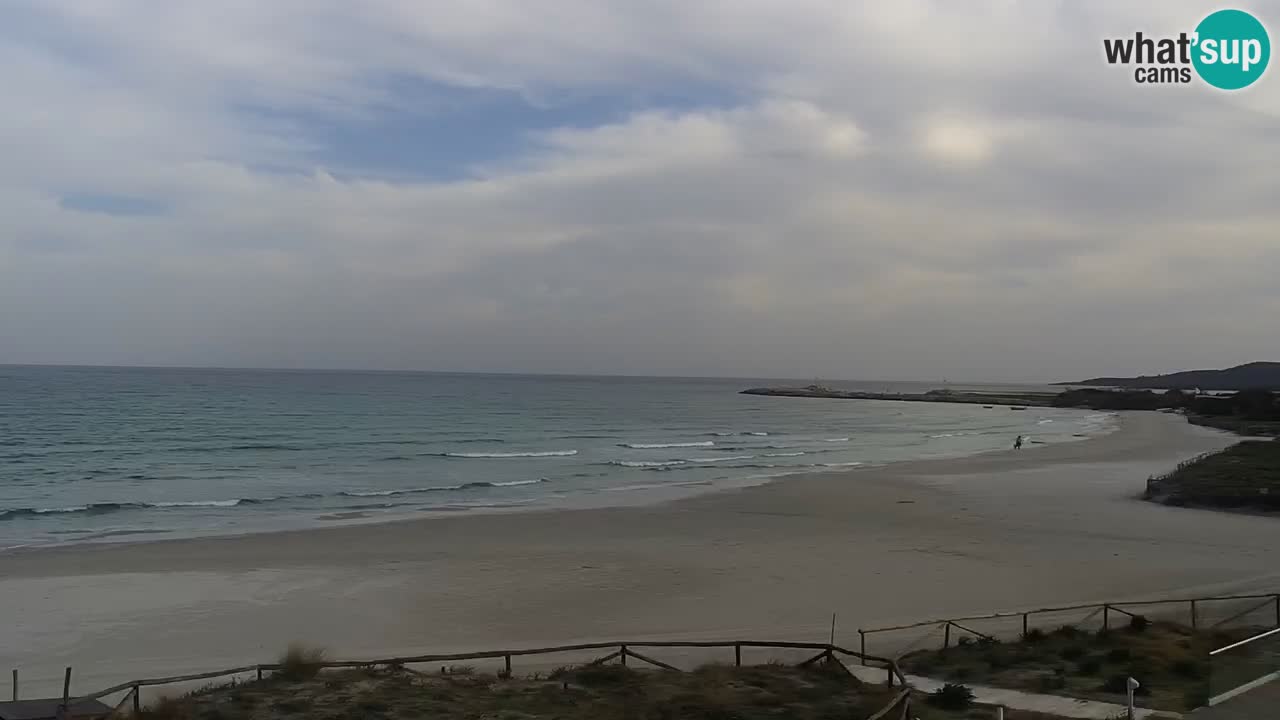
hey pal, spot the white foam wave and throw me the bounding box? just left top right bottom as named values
left=341, top=487, right=442, bottom=497
left=621, top=441, right=714, bottom=449
left=151, top=499, right=242, bottom=508
left=1037, top=419, right=1054, bottom=425
left=610, top=460, right=686, bottom=467
left=823, top=437, right=850, bottom=442
left=822, top=461, right=864, bottom=467
left=681, top=455, right=754, bottom=463
left=492, top=479, right=549, bottom=487
left=445, top=450, right=577, bottom=458
left=764, top=451, right=805, bottom=457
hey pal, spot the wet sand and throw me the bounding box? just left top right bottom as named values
left=4, top=411, right=1279, bottom=696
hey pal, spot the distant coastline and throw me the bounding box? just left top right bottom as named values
left=740, top=385, right=1053, bottom=407
left=1057, top=361, right=1280, bottom=391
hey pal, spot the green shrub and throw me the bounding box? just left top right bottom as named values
left=1100, top=674, right=1129, bottom=694
left=277, top=643, right=327, bottom=680
left=1101, top=674, right=1149, bottom=696
left=1128, top=615, right=1150, bottom=633
left=1053, top=624, right=1084, bottom=638
left=927, top=683, right=975, bottom=711
left=1022, top=628, right=1047, bottom=644
left=957, top=636, right=973, bottom=647
left=1077, top=658, right=1102, bottom=676
left=572, top=664, right=635, bottom=687
left=1106, top=648, right=1131, bottom=663
left=1060, top=645, right=1085, bottom=661
left=983, top=648, right=1013, bottom=671
left=1171, top=659, right=1204, bottom=679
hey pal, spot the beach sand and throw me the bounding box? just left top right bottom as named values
left=4, top=411, right=1279, bottom=697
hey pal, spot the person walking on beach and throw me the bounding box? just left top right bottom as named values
left=1013, top=435, right=1024, bottom=450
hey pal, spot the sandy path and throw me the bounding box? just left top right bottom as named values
left=3, top=411, right=1277, bottom=697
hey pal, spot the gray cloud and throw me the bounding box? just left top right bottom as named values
left=2, top=1, right=1279, bottom=381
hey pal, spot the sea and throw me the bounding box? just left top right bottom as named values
left=0, top=366, right=1117, bottom=549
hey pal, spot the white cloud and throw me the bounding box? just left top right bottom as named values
left=1, top=0, right=1278, bottom=380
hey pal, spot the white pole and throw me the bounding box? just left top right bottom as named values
left=1127, top=677, right=1140, bottom=720
left=996, top=707, right=1004, bottom=720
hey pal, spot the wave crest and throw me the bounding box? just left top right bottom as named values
left=620, top=441, right=714, bottom=449
left=442, top=450, right=577, bottom=458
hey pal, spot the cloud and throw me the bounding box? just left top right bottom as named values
left=1, top=1, right=1278, bottom=381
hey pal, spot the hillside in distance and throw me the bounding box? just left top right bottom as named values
left=1059, top=362, right=1280, bottom=390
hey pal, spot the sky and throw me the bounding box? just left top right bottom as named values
left=1, top=1, right=1278, bottom=383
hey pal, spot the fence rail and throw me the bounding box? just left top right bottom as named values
left=857, top=592, right=1280, bottom=659
left=26, top=590, right=1278, bottom=719
left=1208, top=625, right=1280, bottom=706
left=64, top=639, right=906, bottom=720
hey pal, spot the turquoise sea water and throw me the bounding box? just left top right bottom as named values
left=0, top=366, right=1115, bottom=549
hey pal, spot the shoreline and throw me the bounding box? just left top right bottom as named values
left=5, top=412, right=1280, bottom=697
left=0, top=411, right=1120, bottom=563
left=0, top=404, right=1117, bottom=555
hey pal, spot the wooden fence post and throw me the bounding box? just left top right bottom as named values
left=1103, top=605, right=1110, bottom=630
left=1190, top=600, right=1198, bottom=629
left=887, top=664, right=894, bottom=687
left=256, top=666, right=263, bottom=681
left=619, top=645, right=627, bottom=667
left=1022, top=613, right=1029, bottom=638
left=734, top=643, right=742, bottom=667
left=503, top=654, right=512, bottom=678
left=943, top=622, right=951, bottom=649
left=859, top=630, right=867, bottom=666
left=1274, top=594, right=1279, bottom=627
left=10, top=669, right=15, bottom=701
left=132, top=685, right=141, bottom=715
left=58, top=667, right=71, bottom=720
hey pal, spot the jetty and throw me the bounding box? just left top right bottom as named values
left=740, top=385, right=1057, bottom=407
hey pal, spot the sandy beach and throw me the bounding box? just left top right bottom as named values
left=4, top=411, right=1279, bottom=697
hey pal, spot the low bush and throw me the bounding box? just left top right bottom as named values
left=1106, top=648, right=1131, bottom=664
left=927, top=683, right=975, bottom=711
left=1100, top=674, right=1129, bottom=694
left=572, top=664, right=635, bottom=687
left=277, top=644, right=327, bottom=680
left=1022, top=628, right=1047, bottom=644
left=1076, top=658, right=1102, bottom=676
left=1053, top=625, right=1084, bottom=639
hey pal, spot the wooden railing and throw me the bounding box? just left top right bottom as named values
left=857, top=592, right=1280, bottom=660
left=65, top=640, right=907, bottom=720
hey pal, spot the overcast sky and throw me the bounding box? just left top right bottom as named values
left=1, top=1, right=1277, bottom=382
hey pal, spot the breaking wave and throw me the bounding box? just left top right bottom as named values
left=608, top=460, right=686, bottom=467
left=620, top=441, right=714, bottom=449
left=440, top=450, right=578, bottom=458
left=1, top=480, right=551, bottom=521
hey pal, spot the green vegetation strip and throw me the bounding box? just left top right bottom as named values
left=130, top=661, right=1077, bottom=720
left=899, top=619, right=1264, bottom=712
left=1145, top=440, right=1280, bottom=511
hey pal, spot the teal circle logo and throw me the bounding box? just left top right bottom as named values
left=1192, top=9, right=1270, bottom=90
